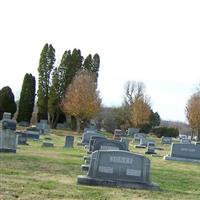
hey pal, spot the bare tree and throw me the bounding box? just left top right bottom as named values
left=124, top=81, right=146, bottom=105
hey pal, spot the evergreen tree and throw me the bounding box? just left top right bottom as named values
left=0, top=86, right=17, bottom=119
left=59, top=49, right=83, bottom=98
left=48, top=48, right=83, bottom=128
left=83, top=53, right=100, bottom=81
left=17, top=73, right=36, bottom=123
left=93, top=53, right=100, bottom=79
left=149, top=111, right=161, bottom=128
left=83, top=54, right=93, bottom=71
left=37, top=43, right=55, bottom=121
left=48, top=68, right=61, bottom=128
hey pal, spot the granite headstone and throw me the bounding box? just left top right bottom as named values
left=78, top=150, right=159, bottom=190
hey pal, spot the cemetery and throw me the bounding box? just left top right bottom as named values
left=1, top=1, right=200, bottom=199
left=0, top=127, right=200, bottom=200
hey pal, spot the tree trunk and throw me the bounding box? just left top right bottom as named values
left=76, top=117, right=81, bottom=132
left=52, top=113, right=59, bottom=129
left=71, top=116, right=77, bottom=131
left=191, top=129, right=194, bottom=140
left=197, top=129, right=200, bottom=141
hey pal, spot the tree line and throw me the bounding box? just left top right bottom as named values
left=0, top=43, right=199, bottom=140
left=0, top=43, right=100, bottom=132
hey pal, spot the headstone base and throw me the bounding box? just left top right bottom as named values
left=77, top=175, right=160, bottom=191
left=164, top=155, right=200, bottom=164
left=145, top=151, right=156, bottom=155
left=135, top=145, right=146, bottom=148
left=0, top=148, right=16, bottom=153
left=155, top=147, right=164, bottom=150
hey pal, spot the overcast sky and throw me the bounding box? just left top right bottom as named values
left=0, top=0, right=199, bottom=122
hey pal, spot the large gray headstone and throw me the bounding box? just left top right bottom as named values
left=0, top=129, right=17, bottom=153
left=78, top=150, right=159, bottom=190
left=164, top=143, right=200, bottom=163
left=0, top=117, right=17, bottom=153
left=64, top=135, right=74, bottom=148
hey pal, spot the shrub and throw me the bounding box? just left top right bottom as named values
left=151, top=127, right=179, bottom=138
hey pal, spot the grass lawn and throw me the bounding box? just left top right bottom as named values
left=0, top=129, right=200, bottom=200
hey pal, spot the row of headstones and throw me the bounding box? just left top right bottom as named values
left=17, top=133, right=75, bottom=148
left=133, top=133, right=157, bottom=154
left=0, top=112, right=75, bottom=152
left=76, top=128, right=160, bottom=190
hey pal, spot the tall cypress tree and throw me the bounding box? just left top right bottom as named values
left=17, top=73, right=36, bottom=123
left=48, top=68, right=61, bottom=128
left=37, top=43, right=55, bottom=121
left=48, top=48, right=83, bottom=128
left=83, top=53, right=100, bottom=81
left=83, top=54, right=93, bottom=71
left=0, top=86, right=17, bottom=119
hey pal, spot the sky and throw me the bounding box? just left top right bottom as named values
left=0, top=0, right=199, bottom=122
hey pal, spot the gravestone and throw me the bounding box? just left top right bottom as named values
left=81, top=130, right=101, bottom=145
left=0, top=115, right=17, bottom=153
left=164, top=143, right=200, bottom=163
left=120, top=137, right=129, bottom=151
left=88, top=135, right=107, bottom=153
left=77, top=150, right=159, bottom=190
left=25, top=126, right=40, bottom=140
left=127, top=128, right=139, bottom=137
left=81, top=139, right=128, bottom=171
left=180, top=138, right=191, bottom=144
left=113, top=129, right=126, bottom=140
left=161, top=137, right=172, bottom=144
left=18, top=121, right=30, bottom=127
left=133, top=133, right=146, bottom=142
left=64, top=135, right=74, bottom=148
left=2, top=112, right=11, bottom=120
left=135, top=138, right=148, bottom=148
left=37, top=119, right=50, bottom=134
left=56, top=123, right=67, bottom=130
left=145, top=141, right=156, bottom=154
left=42, top=139, right=54, bottom=147
left=16, top=131, right=28, bottom=145
left=84, top=136, right=107, bottom=163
